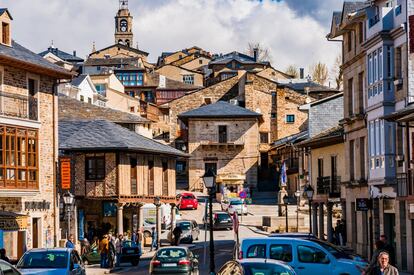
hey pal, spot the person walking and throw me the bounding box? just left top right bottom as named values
left=150, top=227, right=158, bottom=251
left=0, top=248, right=10, bottom=263
left=99, top=235, right=109, bottom=268
left=115, top=234, right=124, bottom=267
left=137, top=227, right=143, bottom=256
left=108, top=234, right=116, bottom=268
left=363, top=240, right=385, bottom=275
left=380, top=235, right=396, bottom=266
left=371, top=251, right=399, bottom=275
left=65, top=234, right=75, bottom=249
left=172, top=225, right=183, bottom=246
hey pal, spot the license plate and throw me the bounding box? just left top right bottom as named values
left=163, top=263, right=177, bottom=267
left=220, top=220, right=228, bottom=223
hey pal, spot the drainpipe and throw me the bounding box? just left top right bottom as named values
left=52, top=80, right=58, bottom=246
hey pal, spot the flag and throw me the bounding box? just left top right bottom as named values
left=280, top=161, right=287, bottom=187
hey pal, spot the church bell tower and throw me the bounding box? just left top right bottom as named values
left=115, top=0, right=133, bottom=47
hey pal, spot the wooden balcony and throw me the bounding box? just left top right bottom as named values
left=0, top=91, right=38, bottom=120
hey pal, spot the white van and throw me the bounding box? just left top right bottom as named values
left=141, top=203, right=181, bottom=236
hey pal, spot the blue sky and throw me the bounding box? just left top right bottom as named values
left=2, top=0, right=343, bottom=79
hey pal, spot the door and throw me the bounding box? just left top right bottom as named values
left=384, top=213, right=396, bottom=254
left=32, top=218, right=40, bottom=248
left=293, top=245, right=332, bottom=275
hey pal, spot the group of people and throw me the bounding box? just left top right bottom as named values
left=363, top=235, right=398, bottom=275
left=333, top=219, right=347, bottom=246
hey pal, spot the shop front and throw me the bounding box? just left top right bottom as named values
left=0, top=211, right=28, bottom=260
left=216, top=174, right=246, bottom=202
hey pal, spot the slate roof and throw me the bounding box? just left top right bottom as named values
left=0, top=41, right=72, bottom=78
left=297, top=125, right=344, bottom=147
left=59, top=95, right=149, bottom=124
left=89, top=43, right=149, bottom=57
left=178, top=101, right=261, bottom=119
left=70, top=74, right=88, bottom=87
left=272, top=131, right=309, bottom=148
left=343, top=1, right=367, bottom=18
left=84, top=57, right=139, bottom=66
left=59, top=120, right=187, bottom=157
left=277, top=80, right=339, bottom=93
left=39, top=47, right=84, bottom=62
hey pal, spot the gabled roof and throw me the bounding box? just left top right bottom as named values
left=299, top=92, right=344, bottom=110
left=210, top=51, right=256, bottom=65
left=59, top=119, right=187, bottom=157
left=0, top=8, right=13, bottom=19
left=277, top=80, right=339, bottom=94
left=84, top=57, right=138, bottom=66
left=39, top=47, right=83, bottom=62
left=59, top=95, right=149, bottom=124
left=178, top=101, right=261, bottom=119
left=0, top=41, right=72, bottom=78
left=297, top=125, right=344, bottom=148
left=342, top=1, right=367, bottom=22
left=70, top=74, right=88, bottom=87
left=89, top=43, right=149, bottom=57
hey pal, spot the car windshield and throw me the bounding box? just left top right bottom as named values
left=182, top=195, right=194, bottom=200
left=230, top=200, right=243, bottom=205
left=122, top=241, right=137, bottom=248
left=17, top=251, right=68, bottom=269
left=157, top=248, right=187, bottom=259
left=178, top=222, right=191, bottom=230
left=242, top=262, right=295, bottom=275
left=217, top=213, right=231, bottom=221
left=311, top=240, right=351, bottom=259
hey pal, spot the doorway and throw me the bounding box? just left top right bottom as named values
left=32, top=218, right=40, bottom=248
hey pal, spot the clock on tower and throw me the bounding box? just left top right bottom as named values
left=114, top=0, right=133, bottom=47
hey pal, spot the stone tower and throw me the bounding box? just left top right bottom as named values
left=114, top=0, right=133, bottom=47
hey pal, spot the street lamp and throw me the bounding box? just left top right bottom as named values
left=304, top=184, right=314, bottom=234
left=62, top=191, right=74, bottom=237
left=153, top=196, right=161, bottom=249
left=283, top=195, right=289, bottom=233
left=295, top=190, right=301, bottom=232
left=202, top=168, right=216, bottom=275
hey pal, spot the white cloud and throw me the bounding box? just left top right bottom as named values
left=2, top=0, right=340, bottom=77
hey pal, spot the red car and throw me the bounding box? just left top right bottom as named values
left=178, top=193, right=198, bottom=210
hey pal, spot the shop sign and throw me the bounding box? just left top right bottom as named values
left=60, top=157, right=71, bottom=190
left=0, top=214, right=28, bottom=230
left=25, top=200, right=51, bottom=211
left=355, top=198, right=372, bottom=211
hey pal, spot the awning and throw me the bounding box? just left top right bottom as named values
left=216, top=174, right=246, bottom=185
left=0, top=211, right=28, bottom=231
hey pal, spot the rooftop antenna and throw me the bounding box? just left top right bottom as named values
left=119, top=0, right=128, bottom=9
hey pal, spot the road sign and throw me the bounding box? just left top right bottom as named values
left=239, top=191, right=247, bottom=199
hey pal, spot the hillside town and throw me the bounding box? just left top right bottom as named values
left=0, top=0, right=413, bottom=274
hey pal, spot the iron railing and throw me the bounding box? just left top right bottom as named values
left=317, top=176, right=341, bottom=197
left=0, top=91, right=38, bottom=120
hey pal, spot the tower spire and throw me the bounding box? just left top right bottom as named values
left=119, top=0, right=128, bottom=9
left=92, top=41, right=96, bottom=53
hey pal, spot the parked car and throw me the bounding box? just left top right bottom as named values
left=16, top=248, right=85, bottom=275
left=222, top=198, right=248, bottom=215
left=203, top=211, right=233, bottom=230
left=240, top=237, right=367, bottom=275
left=168, top=220, right=200, bottom=244
left=149, top=247, right=199, bottom=275
left=218, top=259, right=296, bottom=275
left=178, top=193, right=198, bottom=210
left=0, top=259, right=22, bottom=275
left=82, top=240, right=141, bottom=266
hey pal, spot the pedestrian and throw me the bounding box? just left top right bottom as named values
left=65, top=234, right=75, bottom=249
left=80, top=237, right=90, bottom=256
left=150, top=227, right=158, bottom=251
left=363, top=240, right=385, bottom=275
left=99, top=235, right=109, bottom=268
left=371, top=251, right=399, bottom=275
left=131, top=230, right=137, bottom=243
left=380, top=235, right=396, bottom=266
left=115, top=234, right=124, bottom=267
left=137, top=227, right=143, bottom=256
left=108, top=234, right=116, bottom=268
left=172, top=225, right=183, bottom=246
left=0, top=248, right=10, bottom=263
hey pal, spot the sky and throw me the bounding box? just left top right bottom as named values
left=2, top=0, right=343, bottom=81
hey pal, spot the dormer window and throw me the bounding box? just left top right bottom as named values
left=2, top=22, right=9, bottom=45
left=0, top=9, right=12, bottom=47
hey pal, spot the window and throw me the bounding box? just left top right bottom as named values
left=317, top=158, right=323, bottom=178
left=286, top=115, right=295, bottom=123
left=2, top=23, right=9, bottom=45
left=387, top=47, right=393, bottom=78
left=218, top=125, right=227, bottom=143
left=162, top=161, right=168, bottom=196
left=247, top=244, right=266, bottom=258
left=369, top=121, right=375, bottom=157
left=148, top=160, right=154, bottom=195
left=358, top=22, right=364, bottom=44
left=297, top=245, right=330, bottom=264
left=395, top=5, right=402, bottom=15
left=395, top=47, right=402, bottom=81
left=88, top=97, right=92, bottom=104
left=95, top=84, right=106, bottom=96
left=373, top=51, right=378, bottom=82
left=375, top=120, right=380, bottom=156
left=130, top=158, right=137, bottom=195
left=204, top=162, right=217, bottom=176
left=199, top=59, right=203, bottom=65
left=350, top=140, right=355, bottom=181
left=203, top=97, right=212, bottom=105
left=130, top=106, right=135, bottom=112
left=358, top=72, right=364, bottom=113
left=368, top=54, right=373, bottom=85
left=0, top=126, right=38, bottom=189
left=260, top=132, right=269, bottom=144
left=80, top=95, right=84, bottom=102
left=270, top=244, right=292, bottom=262
left=85, top=156, right=105, bottom=180
left=379, top=48, right=383, bottom=81
left=116, top=72, right=144, bottom=86
left=348, top=78, right=354, bottom=115
left=360, top=137, right=365, bottom=178
left=347, top=32, right=352, bottom=52
left=182, top=74, right=194, bottom=85
left=271, top=91, right=276, bottom=106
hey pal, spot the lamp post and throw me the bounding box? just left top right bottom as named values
left=202, top=168, right=216, bottom=275
left=304, top=184, right=314, bottom=234
left=283, top=195, right=289, bottom=233
left=153, top=196, right=161, bottom=249
left=295, top=190, right=301, bottom=232
left=62, top=191, right=74, bottom=238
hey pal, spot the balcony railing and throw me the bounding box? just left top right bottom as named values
left=0, top=91, right=38, bottom=120
left=317, top=176, right=341, bottom=197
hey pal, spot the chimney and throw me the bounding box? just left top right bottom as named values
left=300, top=68, right=304, bottom=79
left=73, top=50, right=77, bottom=57
left=253, top=48, right=259, bottom=62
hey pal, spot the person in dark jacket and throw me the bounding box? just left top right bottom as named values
left=380, top=235, right=395, bottom=266
left=172, top=225, right=183, bottom=246
left=65, top=235, right=75, bottom=249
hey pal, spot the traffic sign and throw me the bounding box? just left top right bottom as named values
left=239, top=191, right=247, bottom=199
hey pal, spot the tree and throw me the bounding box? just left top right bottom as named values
left=310, top=62, right=328, bottom=86
left=285, top=65, right=299, bottom=78
left=245, top=42, right=272, bottom=62
left=330, top=54, right=343, bottom=90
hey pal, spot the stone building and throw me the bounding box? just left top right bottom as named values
left=178, top=101, right=261, bottom=196
left=0, top=8, right=72, bottom=259
left=155, top=64, right=204, bottom=87
left=59, top=119, right=186, bottom=241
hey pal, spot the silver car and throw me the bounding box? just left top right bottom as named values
left=17, top=248, right=85, bottom=275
